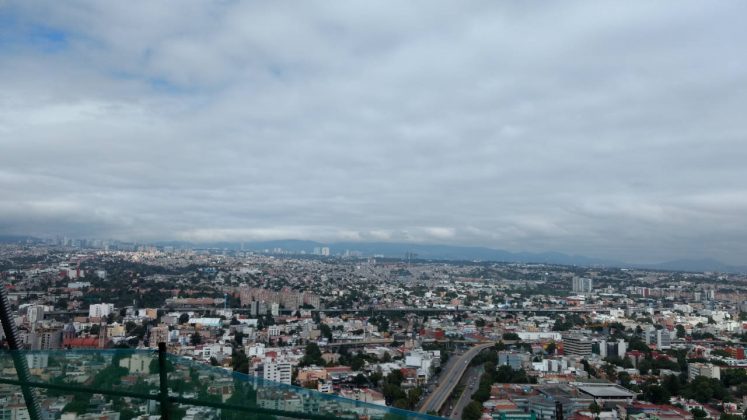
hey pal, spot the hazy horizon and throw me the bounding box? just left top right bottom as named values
left=2, top=2, right=747, bottom=265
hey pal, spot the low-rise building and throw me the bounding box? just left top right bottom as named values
left=688, top=362, right=720, bottom=381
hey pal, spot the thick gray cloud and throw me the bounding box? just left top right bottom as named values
left=1, top=1, right=746, bottom=264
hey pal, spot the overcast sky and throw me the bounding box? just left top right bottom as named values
left=1, top=2, right=746, bottom=264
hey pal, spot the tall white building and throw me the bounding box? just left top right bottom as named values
left=563, top=334, right=592, bottom=356
left=645, top=328, right=671, bottom=349
left=89, top=303, right=114, bottom=318
left=321, top=247, right=330, bottom=257
left=263, top=358, right=292, bottom=385
left=617, top=339, right=627, bottom=357
left=26, top=306, right=45, bottom=324
left=599, top=339, right=628, bottom=359
left=572, top=277, right=593, bottom=293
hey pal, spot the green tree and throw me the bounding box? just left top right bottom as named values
left=602, top=363, right=617, bottom=381
left=721, top=367, right=747, bottom=387
left=383, top=382, right=406, bottom=406
left=502, top=332, right=520, bottom=341
left=552, top=319, right=569, bottom=331
left=618, top=371, right=632, bottom=389
left=319, top=323, right=333, bottom=341
left=662, top=374, right=681, bottom=396
left=353, top=373, right=368, bottom=387
left=462, top=401, right=483, bottom=420
left=369, top=315, right=390, bottom=332
left=691, top=407, right=707, bottom=419
left=712, top=349, right=732, bottom=358
left=234, top=330, right=244, bottom=346
left=643, top=384, right=670, bottom=404
left=386, top=369, right=404, bottom=385
left=301, top=342, right=324, bottom=366
left=676, top=324, right=686, bottom=338
left=232, top=350, right=250, bottom=374
left=581, top=359, right=598, bottom=378
left=351, top=355, right=365, bottom=371
left=406, top=387, right=423, bottom=409
left=63, top=394, right=91, bottom=414
left=119, top=409, right=138, bottom=420
left=681, top=376, right=727, bottom=403
left=638, top=359, right=652, bottom=375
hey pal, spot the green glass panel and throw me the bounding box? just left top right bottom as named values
left=0, top=350, right=444, bottom=420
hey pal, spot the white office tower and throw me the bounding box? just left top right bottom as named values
left=645, top=328, right=671, bottom=349
left=657, top=330, right=671, bottom=349
left=617, top=339, right=627, bottom=357
left=599, top=340, right=607, bottom=358
left=598, top=339, right=627, bottom=359
left=563, top=334, right=592, bottom=356
left=263, top=358, right=292, bottom=385
left=89, top=303, right=114, bottom=318
left=572, top=277, right=593, bottom=293
left=27, top=305, right=45, bottom=324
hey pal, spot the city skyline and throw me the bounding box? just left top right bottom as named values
left=4, top=234, right=747, bottom=273
left=2, top=2, right=747, bottom=265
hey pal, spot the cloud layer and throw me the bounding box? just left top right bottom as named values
left=1, top=1, right=747, bottom=264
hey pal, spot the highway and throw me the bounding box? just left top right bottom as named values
left=419, top=343, right=493, bottom=414
left=158, top=306, right=595, bottom=314
left=316, top=307, right=595, bottom=314
left=324, top=338, right=393, bottom=347
left=46, top=306, right=595, bottom=318
left=449, top=366, right=483, bottom=419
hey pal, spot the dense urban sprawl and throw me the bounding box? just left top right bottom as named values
left=3, top=241, right=747, bottom=420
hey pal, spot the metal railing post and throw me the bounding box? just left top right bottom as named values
left=0, top=284, right=42, bottom=420
left=158, top=342, right=171, bottom=420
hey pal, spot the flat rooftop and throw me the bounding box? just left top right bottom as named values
left=577, top=385, right=635, bottom=398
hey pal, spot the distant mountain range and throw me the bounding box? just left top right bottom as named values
left=2, top=234, right=744, bottom=273
left=641, top=258, right=747, bottom=274
left=156, top=238, right=747, bottom=274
